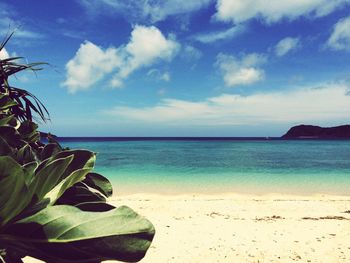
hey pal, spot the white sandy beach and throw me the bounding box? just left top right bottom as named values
left=112, top=193, right=350, bottom=263
left=24, top=193, right=350, bottom=263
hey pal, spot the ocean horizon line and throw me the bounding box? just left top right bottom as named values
left=56, top=136, right=280, bottom=142
left=54, top=136, right=350, bottom=142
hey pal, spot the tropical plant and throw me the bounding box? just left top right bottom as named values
left=0, top=34, right=155, bottom=263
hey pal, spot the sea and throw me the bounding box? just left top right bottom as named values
left=59, top=138, right=350, bottom=195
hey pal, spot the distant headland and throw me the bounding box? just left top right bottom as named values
left=282, top=125, right=350, bottom=139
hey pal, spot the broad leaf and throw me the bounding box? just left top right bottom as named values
left=32, top=150, right=96, bottom=204
left=75, top=201, right=115, bottom=212
left=30, top=155, right=74, bottom=200
left=37, top=150, right=96, bottom=180
left=2, top=205, right=155, bottom=262
left=83, top=172, right=113, bottom=197
left=56, top=183, right=106, bottom=206
left=0, top=156, right=32, bottom=226
left=22, top=161, right=38, bottom=185
left=55, top=183, right=115, bottom=212
left=45, top=168, right=92, bottom=204
left=16, top=144, right=37, bottom=164
left=40, top=143, right=61, bottom=160
left=18, top=121, right=40, bottom=143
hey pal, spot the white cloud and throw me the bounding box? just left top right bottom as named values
left=216, top=53, right=267, bottom=87
left=274, top=37, right=300, bottom=57
left=214, top=0, right=350, bottom=24
left=62, top=41, right=121, bottom=93
left=8, top=28, right=43, bottom=39
left=105, top=83, right=350, bottom=126
left=147, top=69, right=171, bottom=82
left=79, top=0, right=212, bottom=23
left=63, top=25, right=179, bottom=92
left=0, top=3, right=43, bottom=40
left=0, top=48, right=9, bottom=60
left=194, top=25, right=245, bottom=43
left=182, top=45, right=202, bottom=60
left=161, top=72, right=170, bottom=81
left=327, top=16, right=350, bottom=51
left=115, top=25, right=179, bottom=81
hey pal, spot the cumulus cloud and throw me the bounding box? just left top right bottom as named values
left=105, top=83, right=350, bottom=126
left=215, top=53, right=267, bottom=87
left=63, top=25, right=179, bottom=93
left=214, top=0, right=350, bottom=24
left=327, top=16, right=350, bottom=51
left=194, top=24, right=246, bottom=44
left=0, top=48, right=9, bottom=60
left=62, top=41, right=122, bottom=93
left=79, top=0, right=212, bottom=23
left=112, top=25, right=179, bottom=87
left=274, top=37, right=300, bottom=56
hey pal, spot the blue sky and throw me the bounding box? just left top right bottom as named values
left=1, top=0, right=350, bottom=136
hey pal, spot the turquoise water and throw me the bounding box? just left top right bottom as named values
left=60, top=139, right=350, bottom=195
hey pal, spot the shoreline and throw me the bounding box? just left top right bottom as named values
left=107, top=172, right=350, bottom=197
left=111, top=184, right=350, bottom=197
left=113, top=192, right=350, bottom=199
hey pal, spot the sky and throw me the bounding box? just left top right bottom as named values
left=1, top=0, right=350, bottom=136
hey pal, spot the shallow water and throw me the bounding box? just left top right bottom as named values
left=60, top=139, right=350, bottom=195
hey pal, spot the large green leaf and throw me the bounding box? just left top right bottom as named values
left=37, top=150, right=96, bottom=180
left=22, top=161, right=38, bottom=185
left=74, top=201, right=115, bottom=212
left=40, top=143, right=62, bottom=160
left=30, top=155, right=74, bottom=200
left=83, top=172, right=113, bottom=197
left=45, top=168, right=92, bottom=204
left=2, top=205, right=155, bottom=262
left=30, top=149, right=96, bottom=205
left=56, top=183, right=107, bottom=205
left=17, top=121, right=40, bottom=143
left=0, top=157, right=32, bottom=226
left=16, top=144, right=37, bottom=164
left=55, top=183, right=115, bottom=212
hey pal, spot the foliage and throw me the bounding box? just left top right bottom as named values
left=0, top=34, right=155, bottom=262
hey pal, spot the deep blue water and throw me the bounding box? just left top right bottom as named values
left=59, top=138, right=350, bottom=195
